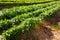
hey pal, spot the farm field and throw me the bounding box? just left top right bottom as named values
left=0, top=0, right=54, bottom=5
left=0, top=0, right=60, bottom=40
left=0, top=0, right=53, bottom=2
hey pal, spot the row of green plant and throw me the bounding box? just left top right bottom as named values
left=0, top=0, right=54, bottom=6
left=0, top=0, right=51, bottom=2
left=2, top=4, right=60, bottom=40
left=0, top=0, right=53, bottom=3
left=0, top=4, right=56, bottom=30
left=1, top=2, right=56, bottom=20
left=11, top=4, right=56, bottom=25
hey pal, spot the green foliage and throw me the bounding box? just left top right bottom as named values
left=2, top=18, right=41, bottom=40
left=0, top=20, right=12, bottom=30
left=39, top=4, right=60, bottom=19
left=11, top=4, right=56, bottom=25
left=0, top=2, right=56, bottom=20
left=2, top=4, right=60, bottom=40
left=0, top=0, right=53, bottom=2
left=0, top=2, right=57, bottom=30
left=0, top=1, right=59, bottom=40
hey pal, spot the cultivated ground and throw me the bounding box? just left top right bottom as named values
left=0, top=5, right=60, bottom=40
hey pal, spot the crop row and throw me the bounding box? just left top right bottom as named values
left=2, top=5, right=60, bottom=40
left=0, top=0, right=52, bottom=2
left=0, top=4, right=57, bottom=30
left=1, top=1, right=57, bottom=19
left=0, top=0, right=53, bottom=4
left=11, top=4, right=57, bottom=25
